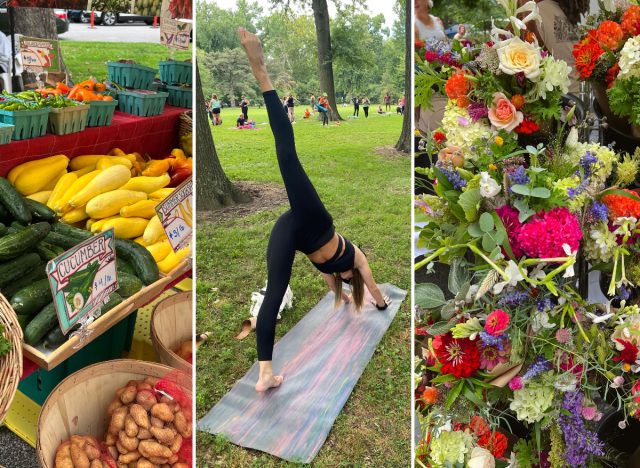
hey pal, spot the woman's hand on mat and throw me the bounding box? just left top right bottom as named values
left=372, top=295, right=391, bottom=310
left=342, top=292, right=351, bottom=304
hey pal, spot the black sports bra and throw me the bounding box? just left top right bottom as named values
left=311, top=234, right=355, bottom=274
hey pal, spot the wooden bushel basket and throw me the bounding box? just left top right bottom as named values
left=151, top=291, right=193, bottom=373
left=36, top=359, right=191, bottom=468
left=0, top=292, right=22, bottom=424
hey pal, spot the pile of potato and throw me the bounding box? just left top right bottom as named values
left=54, top=377, right=191, bottom=468
left=54, top=435, right=104, bottom=468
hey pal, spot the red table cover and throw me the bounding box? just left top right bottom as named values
left=0, top=105, right=188, bottom=176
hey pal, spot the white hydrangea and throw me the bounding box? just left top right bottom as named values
left=619, top=36, right=640, bottom=79
left=529, top=56, right=571, bottom=100
left=563, top=141, right=617, bottom=182
left=440, top=101, right=493, bottom=160
left=584, top=227, right=617, bottom=263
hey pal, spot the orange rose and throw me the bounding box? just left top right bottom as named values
left=438, top=146, right=464, bottom=168
left=488, top=92, right=523, bottom=132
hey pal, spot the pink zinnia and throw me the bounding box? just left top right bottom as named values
left=496, top=205, right=524, bottom=257
left=509, top=376, right=523, bottom=390
left=485, top=309, right=510, bottom=336
left=516, top=207, right=582, bottom=258
left=480, top=343, right=510, bottom=371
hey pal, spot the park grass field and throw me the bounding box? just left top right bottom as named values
left=196, top=106, right=412, bottom=467
left=60, top=42, right=191, bottom=81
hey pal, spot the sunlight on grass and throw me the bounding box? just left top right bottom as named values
left=196, top=107, right=411, bottom=466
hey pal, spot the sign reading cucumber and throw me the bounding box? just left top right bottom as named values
left=46, top=229, right=119, bottom=335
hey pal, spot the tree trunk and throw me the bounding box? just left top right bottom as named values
left=195, top=63, right=250, bottom=212
left=395, top=0, right=411, bottom=153
left=311, top=0, right=342, bottom=121
left=13, top=7, right=67, bottom=85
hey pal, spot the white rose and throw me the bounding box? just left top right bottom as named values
left=479, top=172, right=501, bottom=198
left=468, top=447, right=496, bottom=468
left=496, top=37, right=542, bottom=80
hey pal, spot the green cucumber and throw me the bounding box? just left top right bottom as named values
left=0, top=222, right=51, bottom=260
left=0, top=204, right=12, bottom=223
left=0, top=178, right=31, bottom=224
left=51, top=223, right=92, bottom=242
left=117, top=257, right=136, bottom=277
left=36, top=241, right=63, bottom=261
left=25, top=198, right=56, bottom=222
left=115, top=238, right=159, bottom=285
left=45, top=231, right=80, bottom=250
left=0, top=223, right=7, bottom=237
left=16, top=314, right=30, bottom=331
left=2, top=265, right=47, bottom=298
left=117, top=272, right=143, bottom=297
left=24, top=302, right=57, bottom=346
left=10, top=279, right=53, bottom=317
left=0, top=253, right=41, bottom=288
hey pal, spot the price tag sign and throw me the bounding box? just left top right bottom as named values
left=155, top=176, right=192, bottom=252
left=160, top=0, right=192, bottom=50
left=19, top=36, right=62, bottom=73
left=46, top=229, right=118, bottom=335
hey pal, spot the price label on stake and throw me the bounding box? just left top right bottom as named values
left=46, top=229, right=119, bottom=335
left=156, top=176, right=193, bottom=252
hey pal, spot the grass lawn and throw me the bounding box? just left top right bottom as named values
left=60, top=42, right=191, bottom=82
left=196, top=106, right=411, bottom=466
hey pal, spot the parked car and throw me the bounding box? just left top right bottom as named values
left=81, top=10, right=155, bottom=26
left=67, top=9, right=88, bottom=23
left=0, top=2, right=69, bottom=36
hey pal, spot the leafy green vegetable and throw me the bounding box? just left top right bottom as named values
left=0, top=324, right=11, bottom=358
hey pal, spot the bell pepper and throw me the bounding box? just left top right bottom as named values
left=56, top=81, right=70, bottom=94
left=142, top=159, right=171, bottom=177
left=169, top=166, right=191, bottom=187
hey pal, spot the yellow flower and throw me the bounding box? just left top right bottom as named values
left=496, top=37, right=542, bottom=79
left=489, top=163, right=497, bottom=170
left=623, top=362, right=632, bottom=372
left=494, top=136, right=504, bottom=147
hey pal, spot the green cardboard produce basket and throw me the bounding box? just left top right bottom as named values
left=107, top=62, right=157, bottom=90
left=166, top=85, right=192, bottom=108
left=159, top=60, right=192, bottom=85
left=0, top=123, right=14, bottom=145
left=117, top=90, right=168, bottom=117
left=0, top=107, right=49, bottom=140
left=87, top=100, right=119, bottom=127
left=48, top=104, right=90, bottom=136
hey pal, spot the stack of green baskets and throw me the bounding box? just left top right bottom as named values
left=48, top=104, right=90, bottom=136
left=166, top=86, right=192, bottom=108
left=159, top=60, right=192, bottom=86
left=107, top=62, right=157, bottom=90
left=87, top=100, right=119, bottom=127
left=0, top=107, right=50, bottom=140
left=0, top=123, right=14, bottom=145
left=116, top=90, right=169, bottom=117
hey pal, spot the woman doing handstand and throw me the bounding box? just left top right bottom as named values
left=238, top=27, right=392, bottom=392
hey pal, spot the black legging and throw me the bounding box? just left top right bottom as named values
left=242, top=106, right=248, bottom=120
left=256, top=90, right=334, bottom=361
left=321, top=109, right=329, bottom=126
left=363, top=106, right=369, bottom=118
left=353, top=103, right=359, bottom=116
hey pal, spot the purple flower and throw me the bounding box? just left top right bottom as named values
left=497, top=290, right=530, bottom=307
left=468, top=101, right=489, bottom=122
left=516, top=71, right=526, bottom=86
left=568, top=179, right=589, bottom=199
left=559, top=391, right=605, bottom=465
left=479, top=331, right=509, bottom=351
left=537, top=297, right=554, bottom=312
left=509, top=166, right=530, bottom=186
left=589, top=201, right=609, bottom=222
left=522, top=356, right=550, bottom=380
left=436, top=162, right=467, bottom=190
left=580, top=151, right=598, bottom=177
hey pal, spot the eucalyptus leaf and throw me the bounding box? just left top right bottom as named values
left=482, top=233, right=496, bottom=251
left=490, top=246, right=502, bottom=260
left=513, top=198, right=535, bottom=222
left=529, top=167, right=545, bottom=173
left=454, top=281, right=471, bottom=302
left=479, top=212, right=494, bottom=232
left=448, top=258, right=469, bottom=295
left=530, top=187, right=551, bottom=198
left=440, top=300, right=458, bottom=320
left=468, top=223, right=483, bottom=237
left=458, top=187, right=481, bottom=222
left=415, top=283, right=446, bottom=308
left=511, top=184, right=532, bottom=196
left=427, top=320, right=456, bottom=336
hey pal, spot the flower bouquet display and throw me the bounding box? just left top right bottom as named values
left=414, top=1, right=640, bottom=466
left=573, top=1, right=640, bottom=139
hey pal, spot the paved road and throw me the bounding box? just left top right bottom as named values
left=61, top=22, right=161, bottom=43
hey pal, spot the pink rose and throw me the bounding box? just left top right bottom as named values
left=488, top=92, right=523, bottom=132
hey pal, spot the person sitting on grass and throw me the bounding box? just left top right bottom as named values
left=377, top=105, right=384, bottom=114
left=238, top=26, right=392, bottom=392
left=304, top=108, right=311, bottom=119
left=237, top=113, right=246, bottom=127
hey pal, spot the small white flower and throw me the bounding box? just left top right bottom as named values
left=493, top=261, right=524, bottom=294
left=619, top=420, right=627, bottom=430
left=562, top=243, right=576, bottom=279
left=479, top=172, right=501, bottom=198
left=468, top=447, right=496, bottom=468
left=586, top=311, right=614, bottom=324
left=532, top=310, right=556, bottom=332
left=566, top=127, right=579, bottom=148
left=602, top=0, right=616, bottom=11
left=611, top=375, right=625, bottom=389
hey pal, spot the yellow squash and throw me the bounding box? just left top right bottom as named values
left=171, top=148, right=186, bottom=159
left=86, top=190, right=147, bottom=219
left=134, top=236, right=147, bottom=246
left=142, top=159, right=170, bottom=177
left=149, top=188, right=174, bottom=200
left=14, top=157, right=69, bottom=195
left=69, top=155, right=107, bottom=171
left=47, top=172, right=77, bottom=209
left=61, top=206, right=89, bottom=224
left=120, top=199, right=159, bottom=219
left=146, top=239, right=172, bottom=262
left=100, top=217, right=149, bottom=239
left=90, top=215, right=119, bottom=233
left=143, top=215, right=165, bottom=245
left=96, top=156, right=133, bottom=170
left=157, top=247, right=190, bottom=274
left=68, top=165, right=131, bottom=208
left=26, top=191, right=52, bottom=204
left=7, top=154, right=68, bottom=185
left=108, top=148, right=126, bottom=156
left=41, top=169, right=67, bottom=191
left=119, top=174, right=170, bottom=194
left=56, top=170, right=101, bottom=214
left=86, top=218, right=97, bottom=230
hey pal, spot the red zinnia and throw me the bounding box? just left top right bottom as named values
left=613, top=339, right=639, bottom=365
left=444, top=72, right=470, bottom=100
left=606, top=63, right=621, bottom=88
left=432, top=333, right=481, bottom=378
left=467, top=415, right=490, bottom=437
left=479, top=431, right=508, bottom=458
left=603, top=189, right=640, bottom=218
left=514, top=118, right=540, bottom=134
left=433, top=131, right=446, bottom=145
left=573, top=41, right=605, bottom=80
left=595, top=20, right=624, bottom=50
left=622, top=5, right=640, bottom=37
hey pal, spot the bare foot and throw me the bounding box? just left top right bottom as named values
left=255, top=373, right=284, bottom=392
left=237, top=27, right=272, bottom=91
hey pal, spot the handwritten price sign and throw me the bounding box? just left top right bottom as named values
left=156, top=176, right=193, bottom=252
left=46, top=229, right=119, bottom=335
left=19, top=36, right=62, bottom=73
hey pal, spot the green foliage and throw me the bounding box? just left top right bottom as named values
left=513, top=439, right=538, bottom=468
left=0, top=324, right=10, bottom=358
left=432, top=0, right=504, bottom=30
left=608, top=77, right=640, bottom=125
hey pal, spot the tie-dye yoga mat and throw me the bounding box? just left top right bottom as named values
left=197, top=283, right=406, bottom=463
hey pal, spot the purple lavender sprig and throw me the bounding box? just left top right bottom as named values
left=559, top=391, right=605, bottom=465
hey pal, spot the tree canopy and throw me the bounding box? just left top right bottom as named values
left=196, top=0, right=405, bottom=105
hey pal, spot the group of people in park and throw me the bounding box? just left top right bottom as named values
left=206, top=90, right=406, bottom=127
